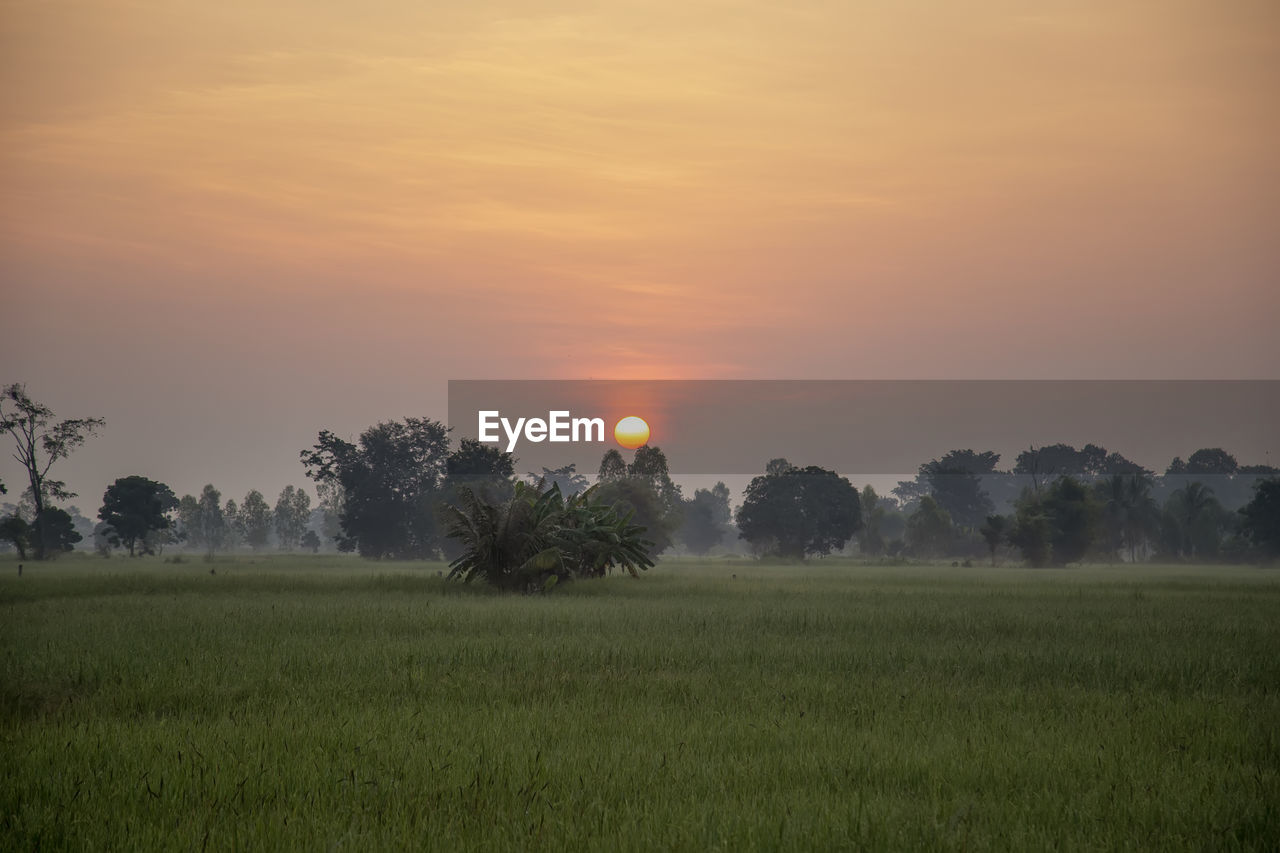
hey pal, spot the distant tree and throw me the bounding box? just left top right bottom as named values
left=34, top=507, right=81, bottom=556
left=239, top=490, right=272, bottom=550
left=1095, top=473, right=1159, bottom=562
left=594, top=477, right=679, bottom=555
left=97, top=476, right=179, bottom=556
left=0, top=514, right=30, bottom=559
left=920, top=449, right=1000, bottom=529
left=1009, top=495, right=1053, bottom=568
left=1160, top=481, right=1224, bottom=559
left=629, top=445, right=683, bottom=511
left=445, top=438, right=515, bottom=501
left=300, top=530, right=322, bottom=554
left=274, top=486, right=312, bottom=551
left=1240, top=479, right=1280, bottom=560
left=765, top=458, right=794, bottom=476
left=1041, top=476, right=1100, bottom=564
left=528, top=464, right=590, bottom=496
left=301, top=418, right=451, bottom=559
left=0, top=383, right=105, bottom=559
left=859, top=485, right=885, bottom=555
left=906, top=495, right=952, bottom=558
left=979, top=515, right=1009, bottom=566
left=176, top=494, right=200, bottom=549
left=736, top=465, right=861, bottom=559
left=597, top=449, right=627, bottom=483
left=680, top=482, right=731, bottom=556
left=1009, top=476, right=1100, bottom=567
left=195, top=485, right=227, bottom=557
left=224, top=499, right=244, bottom=549
left=313, top=481, right=344, bottom=548
left=891, top=479, right=928, bottom=514
left=1183, top=448, right=1238, bottom=476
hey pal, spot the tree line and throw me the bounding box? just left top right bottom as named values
left=3, top=383, right=1278, bottom=568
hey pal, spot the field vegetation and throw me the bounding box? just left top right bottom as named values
left=3, top=555, right=1277, bottom=850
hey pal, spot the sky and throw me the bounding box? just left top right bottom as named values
left=2, top=0, right=1278, bottom=506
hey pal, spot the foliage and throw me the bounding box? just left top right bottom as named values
left=300, top=530, right=322, bottom=554
left=97, top=476, right=179, bottom=557
left=239, top=489, right=273, bottom=551
left=919, top=449, right=999, bottom=529
left=33, top=507, right=82, bottom=556
left=1160, top=481, right=1224, bottom=560
left=1239, top=478, right=1280, bottom=560
left=1010, top=476, right=1101, bottom=566
left=0, top=514, right=30, bottom=559
left=442, top=481, right=654, bottom=591
left=591, top=478, right=679, bottom=555
left=1094, top=473, right=1159, bottom=562
left=736, top=465, right=861, bottom=558
left=273, top=486, right=312, bottom=551
left=195, top=485, right=228, bottom=557
left=979, top=514, right=1008, bottom=566
left=301, top=418, right=451, bottom=559
left=597, top=448, right=627, bottom=482
left=679, top=482, right=732, bottom=556
left=527, top=464, right=590, bottom=496
left=906, top=495, right=952, bottom=557
left=0, top=383, right=105, bottom=559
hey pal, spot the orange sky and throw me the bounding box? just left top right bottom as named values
left=2, top=0, right=1278, bottom=501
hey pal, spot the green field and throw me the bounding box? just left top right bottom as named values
left=3, top=555, right=1278, bottom=850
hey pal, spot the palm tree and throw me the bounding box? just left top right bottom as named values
left=441, top=481, right=654, bottom=592
left=1099, top=474, right=1159, bottom=562
left=1163, top=481, right=1222, bottom=559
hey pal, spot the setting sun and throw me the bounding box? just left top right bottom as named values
left=614, top=416, right=650, bottom=449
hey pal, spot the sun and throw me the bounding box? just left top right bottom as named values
left=614, top=416, right=650, bottom=449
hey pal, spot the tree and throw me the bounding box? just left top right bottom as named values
left=195, top=485, right=227, bottom=557
left=1041, top=476, right=1100, bottom=564
left=1, top=383, right=105, bottom=559
left=680, top=482, right=731, bottom=556
left=629, top=445, right=683, bottom=511
left=1009, top=496, right=1053, bottom=568
left=906, top=496, right=952, bottom=558
left=593, top=477, right=679, bottom=555
left=301, top=418, right=451, bottom=559
left=239, top=490, right=272, bottom=550
left=442, top=481, right=654, bottom=592
left=1183, top=448, right=1238, bottom=476
left=859, top=485, right=886, bottom=555
left=98, top=476, right=179, bottom=557
left=34, top=507, right=81, bottom=556
left=1240, top=478, right=1280, bottom=560
left=919, top=450, right=1000, bottom=529
left=1161, top=481, right=1224, bottom=559
left=223, top=499, right=243, bottom=550
left=274, top=486, right=312, bottom=551
left=300, top=530, right=322, bottom=554
left=597, top=449, right=627, bottom=482
left=0, top=514, right=30, bottom=559
left=528, top=464, right=590, bottom=496
left=736, top=465, right=861, bottom=559
left=979, top=515, right=1009, bottom=566
left=1095, top=473, right=1159, bottom=562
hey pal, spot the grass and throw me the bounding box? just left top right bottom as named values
left=2, top=553, right=1278, bottom=850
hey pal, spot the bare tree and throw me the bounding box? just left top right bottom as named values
left=1, top=384, right=104, bottom=559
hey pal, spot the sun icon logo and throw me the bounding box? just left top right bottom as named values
left=613, top=416, right=650, bottom=449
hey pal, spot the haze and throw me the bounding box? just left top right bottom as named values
left=2, top=0, right=1278, bottom=503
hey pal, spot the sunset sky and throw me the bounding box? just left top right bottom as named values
left=2, top=0, right=1278, bottom=504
